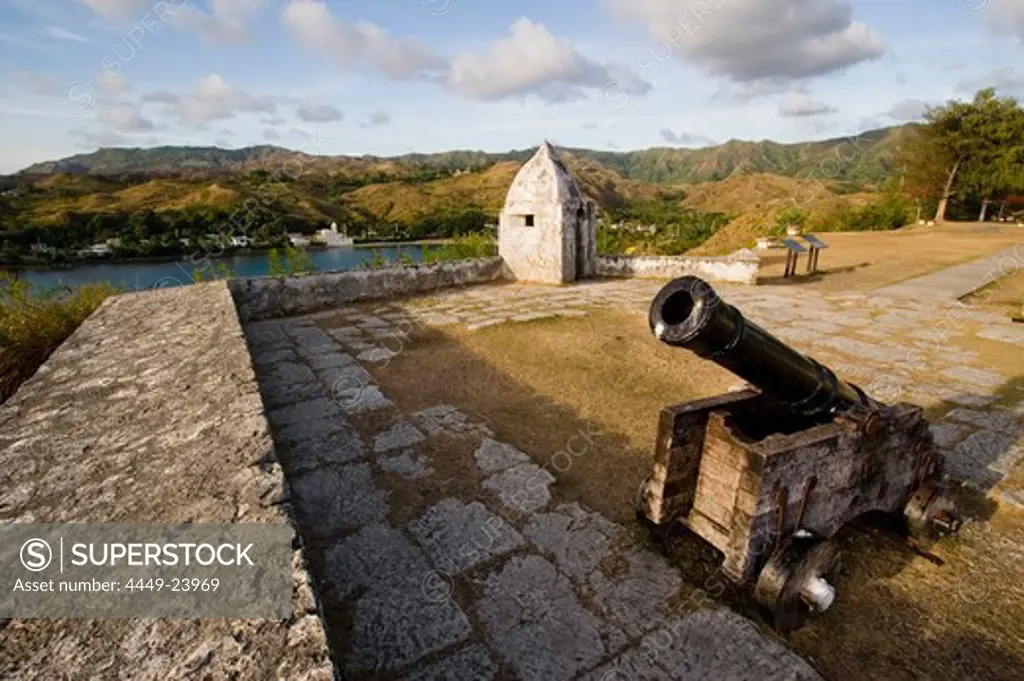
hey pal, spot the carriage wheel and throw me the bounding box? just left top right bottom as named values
left=754, top=534, right=841, bottom=633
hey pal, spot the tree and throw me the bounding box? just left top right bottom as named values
left=899, top=88, right=1024, bottom=221
left=958, top=114, right=1024, bottom=221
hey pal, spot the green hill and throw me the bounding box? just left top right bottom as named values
left=16, top=125, right=913, bottom=184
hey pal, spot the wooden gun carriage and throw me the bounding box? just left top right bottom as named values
left=638, top=277, right=960, bottom=631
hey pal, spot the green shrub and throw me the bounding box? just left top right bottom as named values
left=0, top=275, right=115, bottom=402
left=421, top=234, right=497, bottom=264
left=268, top=244, right=317, bottom=276
left=770, top=206, right=811, bottom=237
left=813, top=192, right=914, bottom=232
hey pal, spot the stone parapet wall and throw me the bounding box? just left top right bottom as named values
left=596, top=252, right=761, bottom=285
left=229, top=257, right=507, bottom=321
left=0, top=282, right=331, bottom=680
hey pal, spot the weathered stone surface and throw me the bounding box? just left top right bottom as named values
left=357, top=346, right=400, bottom=363
left=305, top=351, right=356, bottom=371
left=275, top=418, right=364, bottom=473
left=941, top=365, right=1007, bottom=389
left=816, top=337, right=909, bottom=363
left=321, top=523, right=431, bottom=599
left=413, top=405, right=494, bottom=439
left=582, top=609, right=822, bottom=681
left=946, top=407, right=1021, bottom=435
left=947, top=431, right=1020, bottom=488
left=267, top=397, right=342, bottom=428
left=251, top=347, right=296, bottom=366
left=482, top=462, right=555, bottom=514
left=978, top=325, right=1024, bottom=346
left=478, top=555, right=605, bottom=681
left=346, top=587, right=472, bottom=673
left=327, top=326, right=364, bottom=342
left=0, top=283, right=317, bottom=679
left=474, top=438, right=531, bottom=473
left=401, top=644, right=497, bottom=681
left=930, top=422, right=969, bottom=449
left=409, top=499, right=525, bottom=573
left=289, top=463, right=389, bottom=537
left=587, top=549, right=683, bottom=640
left=374, top=418, right=426, bottom=453
left=523, top=503, right=625, bottom=580
left=230, top=258, right=506, bottom=322
left=379, top=451, right=434, bottom=479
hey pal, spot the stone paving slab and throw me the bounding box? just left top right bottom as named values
left=876, top=245, right=1023, bottom=300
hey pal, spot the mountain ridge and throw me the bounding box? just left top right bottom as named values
left=16, top=124, right=914, bottom=185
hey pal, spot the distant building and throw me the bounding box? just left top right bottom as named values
left=287, top=233, right=311, bottom=247
left=228, top=235, right=250, bottom=248
left=79, top=243, right=112, bottom=257
left=498, top=141, right=595, bottom=284
left=30, top=243, right=55, bottom=255
left=315, top=222, right=354, bottom=248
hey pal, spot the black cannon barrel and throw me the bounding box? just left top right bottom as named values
left=649, top=276, right=875, bottom=417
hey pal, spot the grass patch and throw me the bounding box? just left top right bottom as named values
left=0, top=275, right=115, bottom=402
left=962, top=269, right=1024, bottom=318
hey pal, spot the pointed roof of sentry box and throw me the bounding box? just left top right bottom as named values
left=504, top=140, right=585, bottom=209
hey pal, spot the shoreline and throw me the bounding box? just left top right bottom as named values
left=1, top=239, right=453, bottom=272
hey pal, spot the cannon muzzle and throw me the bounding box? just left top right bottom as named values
left=649, top=276, right=875, bottom=418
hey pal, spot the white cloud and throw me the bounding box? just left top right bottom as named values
left=262, top=116, right=286, bottom=125
left=446, top=18, right=647, bottom=102
left=42, top=25, right=91, bottom=42
left=778, top=92, right=837, bottom=117
left=956, top=68, right=1024, bottom=98
left=171, top=0, right=268, bottom=44
left=606, top=0, right=884, bottom=88
left=296, top=100, right=343, bottom=122
left=263, top=128, right=280, bottom=141
left=74, top=0, right=148, bottom=21
left=70, top=127, right=130, bottom=148
left=359, top=110, right=390, bottom=127
left=141, top=73, right=276, bottom=123
left=990, top=1, right=1024, bottom=42
left=883, top=99, right=930, bottom=122
left=95, top=72, right=128, bottom=97
left=11, top=69, right=60, bottom=95
left=99, top=103, right=155, bottom=132
left=282, top=0, right=445, bottom=79
left=659, top=129, right=714, bottom=146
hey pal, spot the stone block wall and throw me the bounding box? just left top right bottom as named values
left=596, top=251, right=761, bottom=285
left=0, top=282, right=331, bottom=679
left=229, top=257, right=507, bottom=321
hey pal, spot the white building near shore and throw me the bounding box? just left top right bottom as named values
left=315, top=222, right=354, bottom=248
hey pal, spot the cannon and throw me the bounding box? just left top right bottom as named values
left=637, top=276, right=960, bottom=632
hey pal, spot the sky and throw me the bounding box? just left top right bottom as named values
left=0, top=0, right=1023, bottom=173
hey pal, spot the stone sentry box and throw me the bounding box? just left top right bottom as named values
left=498, top=142, right=596, bottom=284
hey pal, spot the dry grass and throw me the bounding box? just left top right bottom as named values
left=755, top=222, right=1024, bottom=292
left=27, top=179, right=242, bottom=224
left=358, top=305, right=1024, bottom=681
left=963, top=269, right=1024, bottom=319
left=684, top=173, right=880, bottom=255
left=343, top=154, right=664, bottom=226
